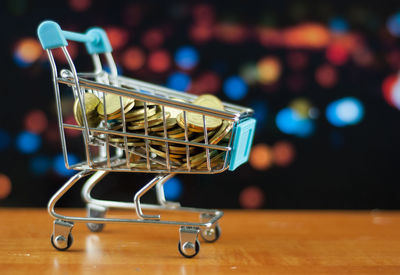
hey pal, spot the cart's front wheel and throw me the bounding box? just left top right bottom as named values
left=178, top=240, right=200, bottom=258
left=87, top=223, right=105, bottom=232
left=200, top=224, right=221, bottom=243
left=51, top=233, right=73, bottom=251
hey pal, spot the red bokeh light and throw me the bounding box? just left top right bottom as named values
left=382, top=74, right=398, bottom=107
left=326, top=43, right=349, bottom=66
left=122, top=47, right=146, bottom=71
left=105, top=27, right=129, bottom=50
left=239, top=186, right=265, bottom=209
left=286, top=51, right=309, bottom=70
left=315, top=64, right=338, bottom=88
left=141, top=29, right=164, bottom=50
left=192, top=3, right=215, bottom=24
left=272, top=141, right=296, bottom=167
left=188, top=71, right=221, bottom=95
left=24, top=110, right=48, bottom=134
left=214, top=23, right=248, bottom=44
left=147, top=50, right=171, bottom=73
left=189, top=23, right=213, bottom=43
left=53, top=42, right=78, bottom=64
left=68, top=0, right=91, bottom=12
left=64, top=115, right=81, bottom=138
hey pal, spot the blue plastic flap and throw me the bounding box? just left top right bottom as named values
left=229, top=118, right=256, bottom=171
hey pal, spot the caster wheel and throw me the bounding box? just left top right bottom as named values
left=200, top=224, right=221, bottom=243
left=87, top=222, right=105, bottom=232
left=51, top=233, right=73, bottom=251
left=178, top=240, right=200, bottom=258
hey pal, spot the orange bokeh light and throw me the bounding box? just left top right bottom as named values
left=272, top=141, right=296, bottom=167
left=0, top=174, right=11, bottom=200
left=105, top=27, right=129, bottom=50
left=382, top=74, right=398, bottom=107
left=284, top=23, right=331, bottom=49
left=15, top=38, right=42, bottom=63
left=249, top=143, right=273, bottom=170
left=141, top=29, right=164, bottom=50
left=190, top=23, right=213, bottom=43
left=122, top=47, right=146, bottom=71
left=68, top=0, right=91, bottom=12
left=257, top=56, right=282, bottom=84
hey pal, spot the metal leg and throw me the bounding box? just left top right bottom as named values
left=133, top=174, right=167, bottom=220
left=86, top=203, right=107, bottom=232
left=199, top=213, right=221, bottom=243
left=155, top=173, right=181, bottom=209
left=81, top=170, right=109, bottom=204
left=178, top=226, right=200, bottom=258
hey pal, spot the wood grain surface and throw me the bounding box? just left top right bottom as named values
left=0, top=209, right=400, bottom=274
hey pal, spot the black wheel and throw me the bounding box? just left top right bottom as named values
left=178, top=240, right=200, bottom=258
left=51, top=233, right=73, bottom=251
left=87, top=222, right=105, bottom=232
left=200, top=224, right=221, bottom=243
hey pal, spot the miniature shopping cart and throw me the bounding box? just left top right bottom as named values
left=37, top=21, right=256, bottom=258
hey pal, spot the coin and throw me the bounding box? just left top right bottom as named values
left=159, top=144, right=197, bottom=155
left=181, top=150, right=218, bottom=168
left=196, top=151, right=226, bottom=169
left=164, top=98, right=188, bottom=119
left=149, top=146, right=183, bottom=160
left=124, top=106, right=158, bottom=122
left=209, top=121, right=234, bottom=145
left=97, top=94, right=134, bottom=116
left=73, top=93, right=101, bottom=128
left=149, top=118, right=177, bottom=132
left=128, top=112, right=170, bottom=130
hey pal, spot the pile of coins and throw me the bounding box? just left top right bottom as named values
left=73, top=93, right=232, bottom=170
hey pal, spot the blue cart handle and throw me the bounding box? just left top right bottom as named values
left=37, top=20, right=112, bottom=54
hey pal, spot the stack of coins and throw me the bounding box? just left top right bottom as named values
left=73, top=93, right=232, bottom=170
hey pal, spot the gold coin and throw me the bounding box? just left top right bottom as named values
left=149, top=118, right=177, bottom=132
left=160, top=144, right=197, bottom=155
left=73, top=93, right=101, bottom=127
left=128, top=113, right=170, bottom=131
left=97, top=94, right=134, bottom=116
left=164, top=98, right=188, bottom=119
left=181, top=150, right=218, bottom=168
left=209, top=121, right=234, bottom=145
left=128, top=162, right=165, bottom=170
left=149, top=146, right=183, bottom=159
left=124, top=106, right=158, bottom=122
left=196, top=151, right=226, bottom=169
left=134, top=100, right=158, bottom=107
left=134, top=111, right=170, bottom=126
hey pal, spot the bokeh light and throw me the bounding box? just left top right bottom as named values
left=64, top=115, right=82, bottom=138
left=326, top=97, right=364, bottom=127
left=289, top=98, right=312, bottom=118
left=14, top=38, right=42, bottom=67
left=387, top=12, right=400, bottom=37
left=105, top=27, right=129, bottom=50
left=276, top=108, right=315, bottom=137
left=239, top=186, right=265, bottom=209
left=53, top=154, right=79, bottom=177
left=315, top=64, right=338, bottom=88
left=174, top=46, right=199, bottom=70
left=122, top=47, right=146, bottom=71
left=189, top=23, right=213, bottom=43
left=326, top=43, right=349, bottom=66
left=0, top=129, right=11, bottom=151
left=148, top=50, right=171, bottom=73
left=257, top=56, right=282, bottom=84
left=249, top=143, right=273, bottom=170
left=192, top=3, right=215, bottom=24
left=68, top=0, right=91, bottom=12
left=272, top=141, right=296, bottom=167
left=239, top=63, right=259, bottom=85
left=391, top=79, right=400, bottom=109
left=166, top=72, right=191, bottom=91
left=382, top=74, right=398, bottom=107
left=0, top=174, right=12, bottom=200
left=188, top=71, right=221, bottom=95
left=283, top=23, right=331, bottom=49
left=16, top=131, right=41, bottom=154
left=329, top=17, right=349, bottom=33
left=214, top=23, right=248, bottom=44
left=286, top=51, right=308, bottom=71
left=141, top=28, right=164, bottom=49
left=223, top=76, right=248, bottom=100
left=163, top=177, right=183, bottom=200
left=24, top=110, right=48, bottom=134
left=30, top=155, right=51, bottom=176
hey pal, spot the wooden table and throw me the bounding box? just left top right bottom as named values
left=0, top=209, right=400, bottom=274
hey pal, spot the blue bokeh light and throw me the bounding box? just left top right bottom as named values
left=276, top=108, right=315, bottom=138
left=16, top=131, right=41, bottom=154
left=166, top=72, right=191, bottom=91
left=13, top=53, right=31, bottom=68
left=30, top=155, right=51, bottom=176
left=387, top=13, right=400, bottom=37
left=164, top=177, right=183, bottom=201
left=53, top=154, right=79, bottom=177
left=329, top=17, right=349, bottom=33
left=0, top=129, right=11, bottom=151
left=326, top=97, right=364, bottom=127
left=223, top=76, right=248, bottom=100
left=174, top=46, right=199, bottom=70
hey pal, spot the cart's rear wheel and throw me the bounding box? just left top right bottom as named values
left=200, top=224, right=221, bottom=243
left=87, top=222, right=105, bottom=232
left=51, top=233, right=73, bottom=251
left=178, top=240, right=200, bottom=258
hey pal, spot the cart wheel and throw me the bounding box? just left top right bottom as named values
left=178, top=240, right=200, bottom=258
left=87, top=222, right=105, bottom=232
left=51, top=233, right=73, bottom=251
left=200, top=224, right=221, bottom=243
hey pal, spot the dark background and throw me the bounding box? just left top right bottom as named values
left=1, top=0, right=400, bottom=209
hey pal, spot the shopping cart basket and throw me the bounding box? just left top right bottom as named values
left=37, top=20, right=256, bottom=258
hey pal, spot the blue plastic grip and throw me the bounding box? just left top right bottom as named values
left=229, top=118, right=256, bottom=171
left=37, top=20, right=112, bottom=54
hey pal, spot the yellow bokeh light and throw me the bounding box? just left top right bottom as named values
left=15, top=38, right=42, bottom=63
left=257, top=56, right=282, bottom=84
